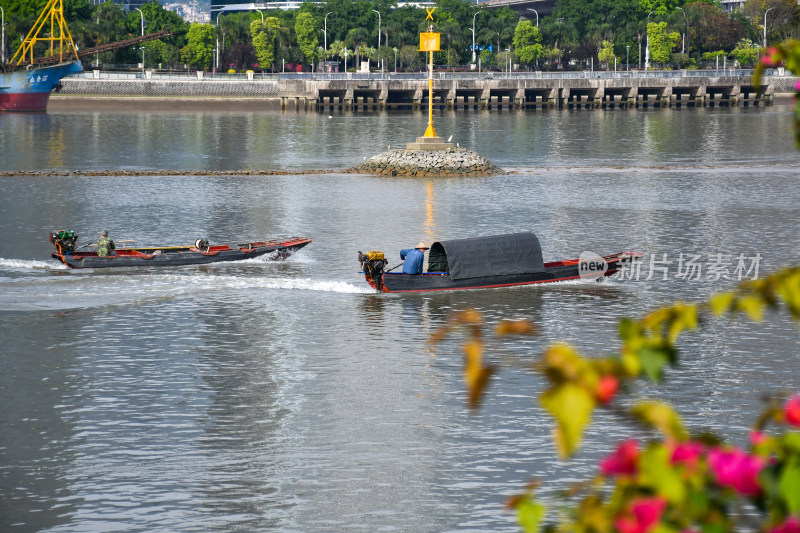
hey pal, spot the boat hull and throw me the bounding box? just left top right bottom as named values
left=0, top=61, right=83, bottom=112
left=52, top=237, right=311, bottom=269
left=366, top=253, right=638, bottom=293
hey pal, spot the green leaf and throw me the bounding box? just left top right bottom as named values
left=710, top=292, right=735, bottom=316
left=541, top=383, right=595, bottom=458
left=619, top=317, right=638, bottom=341
left=516, top=497, right=545, bottom=533
left=639, top=444, right=687, bottom=504
left=779, top=457, right=800, bottom=514
left=637, top=345, right=670, bottom=382
left=738, top=295, right=766, bottom=322
left=631, top=401, right=689, bottom=441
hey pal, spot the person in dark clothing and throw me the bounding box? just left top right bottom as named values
left=400, top=242, right=429, bottom=274
left=97, top=230, right=116, bottom=256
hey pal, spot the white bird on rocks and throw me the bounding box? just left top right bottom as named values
left=328, top=115, right=333, bottom=119
left=456, top=142, right=459, bottom=148
left=447, top=135, right=453, bottom=142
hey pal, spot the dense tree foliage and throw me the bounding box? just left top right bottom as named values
left=1, top=0, right=799, bottom=71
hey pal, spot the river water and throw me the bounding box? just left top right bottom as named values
left=1, top=104, right=799, bottom=532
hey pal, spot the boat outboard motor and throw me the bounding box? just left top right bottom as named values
left=50, top=229, right=78, bottom=253
left=194, top=238, right=210, bottom=252
left=359, top=250, right=387, bottom=288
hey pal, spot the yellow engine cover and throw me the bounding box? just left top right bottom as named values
left=366, top=251, right=385, bottom=261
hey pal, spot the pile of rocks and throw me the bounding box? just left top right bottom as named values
left=347, top=147, right=505, bottom=177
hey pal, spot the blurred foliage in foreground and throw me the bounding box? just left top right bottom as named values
left=755, top=39, right=800, bottom=147
left=434, top=265, right=800, bottom=533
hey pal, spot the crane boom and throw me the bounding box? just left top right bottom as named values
left=15, top=30, right=174, bottom=67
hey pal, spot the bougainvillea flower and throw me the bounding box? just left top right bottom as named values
left=749, top=431, right=768, bottom=446
left=600, top=439, right=639, bottom=476
left=795, top=80, right=800, bottom=92
left=761, top=47, right=783, bottom=67
left=784, top=395, right=800, bottom=427
left=769, top=516, right=800, bottom=533
left=595, top=375, right=619, bottom=404
left=615, top=497, right=668, bottom=533
left=708, top=447, right=765, bottom=496
left=670, top=441, right=703, bottom=469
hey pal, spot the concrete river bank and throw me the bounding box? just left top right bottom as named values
left=54, top=69, right=799, bottom=111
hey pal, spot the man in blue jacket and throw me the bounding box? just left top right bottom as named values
left=400, top=242, right=429, bottom=274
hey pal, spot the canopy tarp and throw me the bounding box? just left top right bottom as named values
left=427, top=232, right=544, bottom=280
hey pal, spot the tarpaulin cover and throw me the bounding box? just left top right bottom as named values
left=427, top=232, right=544, bottom=280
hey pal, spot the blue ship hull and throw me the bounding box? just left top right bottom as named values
left=0, top=60, right=82, bottom=112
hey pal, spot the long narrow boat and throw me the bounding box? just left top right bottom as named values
left=50, top=230, right=311, bottom=269
left=358, top=232, right=641, bottom=293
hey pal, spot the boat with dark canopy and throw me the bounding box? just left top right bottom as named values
left=50, top=230, right=311, bottom=269
left=358, top=232, right=640, bottom=293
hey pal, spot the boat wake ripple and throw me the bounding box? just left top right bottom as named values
left=0, top=257, right=68, bottom=271
left=0, top=272, right=372, bottom=311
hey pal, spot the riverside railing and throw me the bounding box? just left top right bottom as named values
left=70, top=68, right=776, bottom=82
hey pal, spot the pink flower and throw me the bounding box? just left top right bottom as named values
left=794, top=80, right=800, bottom=92
left=708, top=447, right=765, bottom=496
left=615, top=497, right=668, bottom=533
left=595, top=375, right=619, bottom=404
left=671, top=441, right=703, bottom=469
left=770, top=516, right=800, bottom=533
left=601, top=439, right=639, bottom=477
left=784, top=395, right=800, bottom=427
left=750, top=431, right=768, bottom=446
left=761, top=47, right=784, bottom=67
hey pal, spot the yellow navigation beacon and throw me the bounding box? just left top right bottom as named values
left=419, top=8, right=440, bottom=138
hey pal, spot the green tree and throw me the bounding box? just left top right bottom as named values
left=180, top=22, right=214, bottom=70
left=598, top=39, right=616, bottom=69
left=484, top=10, right=516, bottom=60
left=345, top=26, right=370, bottom=69
left=687, top=1, right=746, bottom=56
left=251, top=17, right=280, bottom=71
left=647, top=21, right=679, bottom=66
left=512, top=19, right=542, bottom=69
left=731, top=38, right=760, bottom=67
left=295, top=11, right=318, bottom=68
left=398, top=43, right=419, bottom=70
left=549, top=0, right=643, bottom=65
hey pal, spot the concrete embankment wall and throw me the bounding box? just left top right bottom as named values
left=55, top=74, right=797, bottom=110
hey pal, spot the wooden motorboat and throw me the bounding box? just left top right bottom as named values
left=50, top=230, right=311, bottom=269
left=358, top=232, right=640, bottom=293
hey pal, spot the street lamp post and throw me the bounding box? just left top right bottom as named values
left=763, top=7, right=774, bottom=48
left=255, top=10, right=263, bottom=23
left=526, top=8, right=538, bottom=27
left=626, top=45, right=629, bottom=71
left=371, top=9, right=381, bottom=73
left=645, top=10, right=655, bottom=71
left=393, top=47, right=397, bottom=72
left=134, top=8, right=144, bottom=76
left=372, top=9, right=381, bottom=49
left=471, top=11, right=481, bottom=65
left=324, top=12, right=331, bottom=52
left=677, top=7, right=686, bottom=56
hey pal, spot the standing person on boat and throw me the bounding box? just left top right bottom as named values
left=97, top=230, right=116, bottom=256
left=400, top=242, right=429, bottom=274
